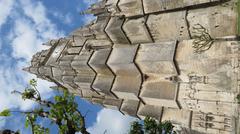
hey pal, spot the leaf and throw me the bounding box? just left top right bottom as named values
left=29, top=79, right=37, bottom=87
left=54, top=96, right=61, bottom=102
left=25, top=119, right=29, bottom=128
left=0, top=109, right=11, bottom=116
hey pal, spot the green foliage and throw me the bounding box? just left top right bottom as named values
left=33, top=125, right=49, bottom=134
left=129, top=121, right=144, bottom=134
left=2, top=79, right=89, bottom=134
left=22, top=88, right=37, bottom=100
left=129, top=117, right=175, bottom=134
left=50, top=90, right=86, bottom=133
left=159, top=121, right=175, bottom=134
left=25, top=113, right=49, bottom=134
left=21, top=79, right=40, bottom=100
left=29, top=79, right=37, bottom=87
left=0, top=109, right=11, bottom=117
left=144, top=117, right=158, bottom=134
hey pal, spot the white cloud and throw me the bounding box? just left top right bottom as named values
left=87, top=109, right=137, bottom=134
left=10, top=19, right=40, bottom=60
left=0, top=0, right=14, bottom=28
left=0, top=0, right=62, bottom=116
left=52, top=12, right=73, bottom=25
left=8, top=0, right=64, bottom=60
left=0, top=0, right=63, bottom=112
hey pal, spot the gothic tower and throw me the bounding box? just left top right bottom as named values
left=25, top=0, right=240, bottom=133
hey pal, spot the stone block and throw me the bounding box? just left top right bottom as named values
left=123, top=17, right=153, bottom=44
left=118, top=0, right=143, bottom=17
left=103, top=98, right=122, bottom=110
left=161, top=108, right=191, bottom=128
left=143, top=0, right=218, bottom=14
left=137, top=103, right=163, bottom=120
left=147, top=11, right=189, bottom=42
left=67, top=47, right=82, bottom=54
left=52, top=67, right=63, bottom=77
left=120, top=99, right=139, bottom=116
left=188, top=2, right=238, bottom=39
left=46, top=39, right=68, bottom=66
left=140, top=81, right=180, bottom=108
left=74, top=74, right=95, bottom=90
left=176, top=40, right=234, bottom=75
left=62, top=76, right=75, bottom=84
left=59, top=55, right=75, bottom=61
left=91, top=16, right=110, bottom=40
left=73, top=36, right=87, bottom=46
left=89, top=48, right=112, bottom=75
left=107, top=44, right=139, bottom=76
left=136, top=41, right=178, bottom=77
left=38, top=66, right=52, bottom=77
left=143, top=0, right=184, bottom=14
left=92, top=74, right=114, bottom=95
left=105, top=17, right=130, bottom=44
left=112, top=75, right=142, bottom=100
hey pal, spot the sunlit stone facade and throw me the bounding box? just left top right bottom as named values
left=25, top=0, right=240, bottom=133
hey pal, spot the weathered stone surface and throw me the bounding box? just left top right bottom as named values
left=147, top=11, right=189, bottom=42
left=137, top=103, right=163, bottom=120
left=59, top=55, right=75, bottom=61
left=74, top=74, right=95, bottom=90
left=91, top=16, right=110, bottom=40
left=140, top=81, right=180, bottom=108
left=89, top=48, right=115, bottom=94
left=72, top=36, right=86, bottom=46
left=105, top=17, right=130, bottom=44
left=120, top=99, right=139, bottom=116
left=161, top=108, right=191, bottom=128
left=118, top=0, right=143, bottom=17
left=92, top=75, right=114, bottom=94
left=71, top=46, right=93, bottom=73
left=85, top=39, right=112, bottom=47
left=112, top=75, right=142, bottom=100
left=103, top=98, right=122, bottom=110
left=107, top=44, right=139, bottom=75
left=89, top=48, right=112, bottom=74
left=45, top=39, right=68, bottom=66
left=188, top=2, right=238, bottom=38
left=176, top=40, right=234, bottom=76
left=191, top=112, right=234, bottom=133
left=143, top=0, right=218, bottom=14
left=70, top=27, right=93, bottom=37
left=67, top=47, right=82, bottom=54
left=136, top=41, right=178, bottom=77
left=108, top=44, right=142, bottom=99
left=123, top=18, right=153, bottom=44
left=38, top=67, right=52, bottom=77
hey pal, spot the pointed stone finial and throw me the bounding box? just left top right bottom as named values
left=80, top=9, right=92, bottom=15
left=22, top=66, right=30, bottom=72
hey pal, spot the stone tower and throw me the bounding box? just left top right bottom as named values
left=25, top=0, right=240, bottom=133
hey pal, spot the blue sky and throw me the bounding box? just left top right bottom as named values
left=0, top=0, right=136, bottom=133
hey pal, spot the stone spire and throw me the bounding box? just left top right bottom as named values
left=25, top=0, right=240, bottom=133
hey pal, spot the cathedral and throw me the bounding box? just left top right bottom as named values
left=24, top=0, right=240, bottom=133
